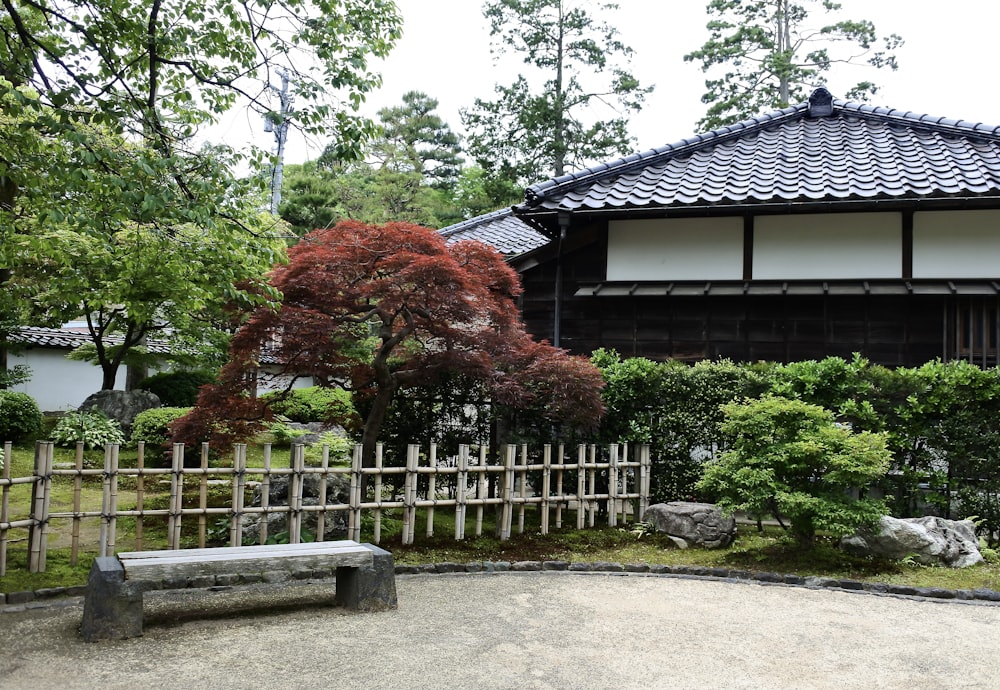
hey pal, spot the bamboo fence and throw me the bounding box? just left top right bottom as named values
left=0, top=440, right=651, bottom=574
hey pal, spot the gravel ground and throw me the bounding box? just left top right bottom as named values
left=2, top=572, right=999, bottom=690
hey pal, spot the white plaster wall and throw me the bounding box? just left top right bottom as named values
left=10, top=349, right=125, bottom=412
left=606, top=217, right=744, bottom=281
left=913, top=210, right=1000, bottom=278
left=753, top=213, right=902, bottom=279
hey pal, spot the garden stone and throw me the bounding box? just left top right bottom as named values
left=282, top=422, right=347, bottom=446
left=839, top=516, right=984, bottom=568
left=79, top=389, right=161, bottom=437
left=642, top=502, right=736, bottom=549
left=242, top=473, right=352, bottom=543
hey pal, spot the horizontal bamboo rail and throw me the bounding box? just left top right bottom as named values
left=0, top=439, right=651, bottom=574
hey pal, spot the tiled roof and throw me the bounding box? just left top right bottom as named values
left=439, top=208, right=549, bottom=256
left=521, top=89, right=1000, bottom=213
left=12, top=326, right=173, bottom=354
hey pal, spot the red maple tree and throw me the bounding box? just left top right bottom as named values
left=172, top=220, right=604, bottom=463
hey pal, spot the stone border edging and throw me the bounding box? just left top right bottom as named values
left=4, top=560, right=1000, bottom=612
left=394, top=560, right=1000, bottom=604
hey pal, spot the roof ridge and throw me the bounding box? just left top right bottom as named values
left=522, top=103, right=808, bottom=206
left=521, top=94, right=1000, bottom=208
left=439, top=207, right=515, bottom=237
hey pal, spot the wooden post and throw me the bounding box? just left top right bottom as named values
left=1, top=441, right=11, bottom=576
left=576, top=444, right=586, bottom=530
left=198, top=442, right=210, bottom=548
left=402, top=444, right=419, bottom=545
left=70, top=442, right=84, bottom=564
left=426, top=443, right=437, bottom=538
left=134, top=441, right=145, bottom=551
left=639, top=444, right=651, bottom=519
left=259, top=444, right=272, bottom=545
left=541, top=444, right=551, bottom=535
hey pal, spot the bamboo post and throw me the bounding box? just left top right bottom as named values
left=348, top=443, right=362, bottom=543
left=555, top=443, right=565, bottom=529
left=317, top=444, right=329, bottom=542
left=199, top=442, right=210, bottom=548
left=373, top=443, right=383, bottom=544
left=500, top=444, right=515, bottom=541
left=1, top=441, right=11, bottom=576
left=517, top=444, right=527, bottom=535
left=588, top=444, right=597, bottom=528
left=402, top=444, right=420, bottom=545
left=134, top=441, right=145, bottom=551
left=455, top=445, right=468, bottom=540
left=28, top=442, right=54, bottom=572
left=105, top=443, right=119, bottom=558
left=475, top=445, right=487, bottom=537
left=426, top=443, right=437, bottom=538
left=541, top=444, right=551, bottom=535
left=640, top=444, right=651, bottom=519
left=576, top=444, right=586, bottom=530
left=290, top=444, right=305, bottom=544
left=96, top=443, right=112, bottom=559
left=230, top=444, right=247, bottom=547
left=170, top=443, right=184, bottom=549
left=70, top=441, right=84, bottom=564
left=259, top=444, right=272, bottom=545
left=0, top=441, right=11, bottom=576
left=608, top=443, right=619, bottom=528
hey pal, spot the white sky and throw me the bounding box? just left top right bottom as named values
left=213, top=0, right=1000, bottom=168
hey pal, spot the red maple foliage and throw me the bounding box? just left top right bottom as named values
left=172, top=221, right=604, bottom=463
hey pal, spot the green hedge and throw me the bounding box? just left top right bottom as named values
left=260, top=386, right=355, bottom=424
left=0, top=391, right=43, bottom=443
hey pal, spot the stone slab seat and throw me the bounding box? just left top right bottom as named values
left=81, top=540, right=397, bottom=642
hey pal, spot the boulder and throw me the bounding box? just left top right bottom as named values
left=79, top=390, right=161, bottom=437
left=840, top=516, right=984, bottom=568
left=642, top=501, right=736, bottom=549
left=242, top=472, right=352, bottom=543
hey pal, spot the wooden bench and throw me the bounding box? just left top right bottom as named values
left=81, top=540, right=397, bottom=641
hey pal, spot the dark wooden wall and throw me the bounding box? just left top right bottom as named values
left=518, top=233, right=997, bottom=367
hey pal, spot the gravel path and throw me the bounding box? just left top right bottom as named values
left=2, top=572, right=999, bottom=689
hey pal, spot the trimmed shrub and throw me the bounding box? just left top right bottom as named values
left=261, top=386, right=355, bottom=424
left=131, top=407, right=192, bottom=449
left=0, top=391, right=43, bottom=443
left=137, top=370, right=216, bottom=407
left=50, top=410, right=125, bottom=449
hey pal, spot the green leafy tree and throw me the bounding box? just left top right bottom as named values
left=697, top=396, right=890, bottom=547
left=371, top=91, right=464, bottom=189
left=461, top=0, right=651, bottom=187
left=0, top=0, right=402, bottom=382
left=685, top=0, right=903, bottom=130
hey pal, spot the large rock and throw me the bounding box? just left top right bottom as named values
left=79, top=389, right=161, bottom=437
left=840, top=516, right=984, bottom=568
left=643, top=501, right=736, bottom=549
left=242, top=472, right=352, bottom=543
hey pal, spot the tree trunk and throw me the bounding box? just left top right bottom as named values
left=361, top=379, right=397, bottom=469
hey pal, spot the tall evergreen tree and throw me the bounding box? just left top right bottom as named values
left=461, top=0, right=651, bottom=187
left=685, top=0, right=903, bottom=131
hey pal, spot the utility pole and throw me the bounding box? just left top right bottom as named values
left=266, top=69, right=293, bottom=215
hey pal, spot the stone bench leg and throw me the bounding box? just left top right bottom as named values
left=335, top=544, right=398, bottom=612
left=81, top=557, right=144, bottom=642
